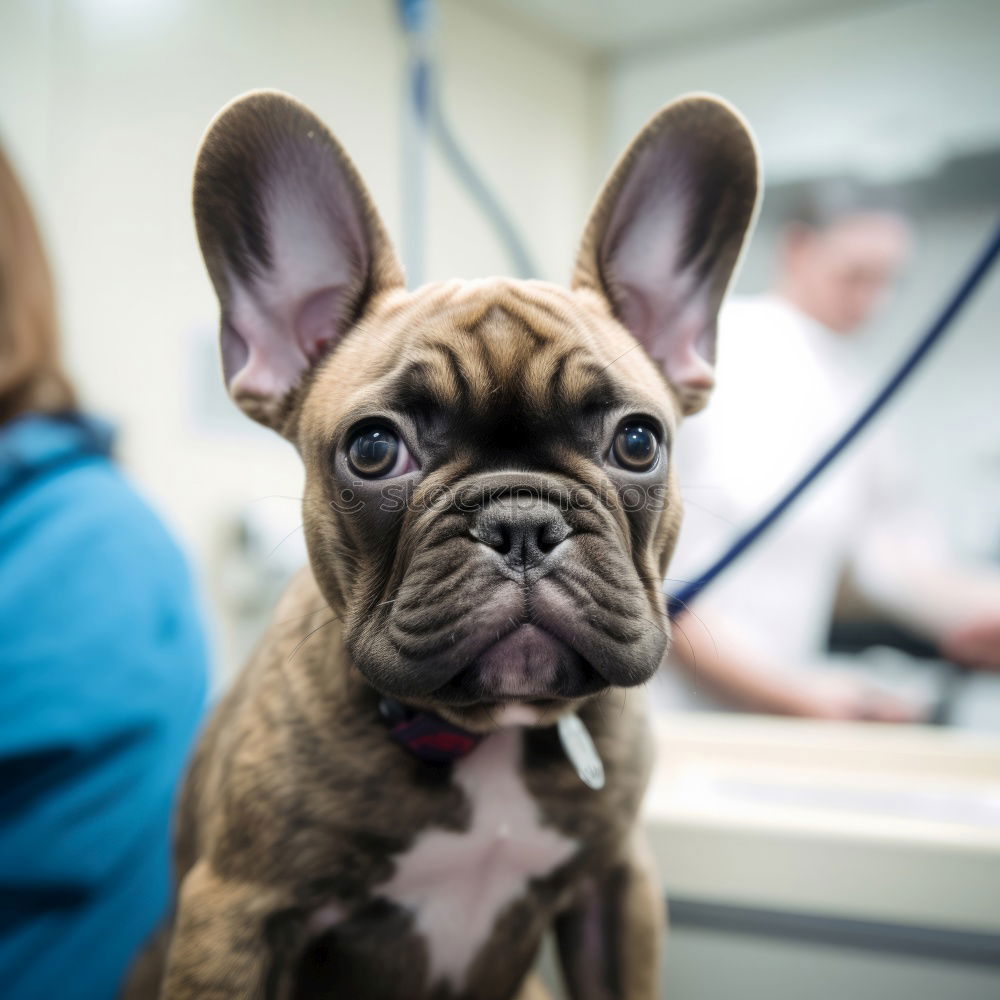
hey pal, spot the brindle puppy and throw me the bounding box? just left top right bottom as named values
left=130, top=90, right=758, bottom=1000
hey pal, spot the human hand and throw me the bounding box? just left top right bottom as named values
left=780, top=671, right=924, bottom=723
left=940, top=612, right=1000, bottom=670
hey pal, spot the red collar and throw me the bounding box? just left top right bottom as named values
left=378, top=698, right=483, bottom=764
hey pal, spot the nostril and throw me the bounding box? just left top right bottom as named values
left=536, top=529, right=558, bottom=554
left=471, top=522, right=512, bottom=556
left=471, top=504, right=569, bottom=568
left=493, top=524, right=512, bottom=557
left=536, top=518, right=570, bottom=554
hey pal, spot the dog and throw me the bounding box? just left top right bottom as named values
left=130, top=89, right=757, bottom=999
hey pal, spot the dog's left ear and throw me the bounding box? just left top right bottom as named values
left=194, top=90, right=404, bottom=433
left=573, top=94, right=759, bottom=415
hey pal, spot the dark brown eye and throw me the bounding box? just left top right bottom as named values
left=611, top=423, right=659, bottom=472
left=348, top=426, right=403, bottom=478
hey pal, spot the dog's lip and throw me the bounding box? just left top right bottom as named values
left=441, top=618, right=567, bottom=675
left=473, top=620, right=581, bottom=676
left=471, top=696, right=572, bottom=710
left=430, top=622, right=605, bottom=706
left=432, top=692, right=589, bottom=710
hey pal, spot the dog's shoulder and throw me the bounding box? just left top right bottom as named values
left=177, top=567, right=470, bottom=891
left=523, top=690, right=653, bottom=848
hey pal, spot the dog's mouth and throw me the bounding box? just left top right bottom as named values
left=350, top=544, right=668, bottom=710
left=431, top=623, right=608, bottom=707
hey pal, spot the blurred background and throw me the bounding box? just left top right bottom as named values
left=2, top=0, right=998, bottom=682
left=2, top=1, right=999, bottom=997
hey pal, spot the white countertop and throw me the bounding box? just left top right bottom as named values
left=643, top=713, right=1000, bottom=933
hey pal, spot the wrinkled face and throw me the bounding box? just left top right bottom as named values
left=298, top=282, right=680, bottom=726
left=193, top=90, right=759, bottom=728
left=783, top=213, right=912, bottom=335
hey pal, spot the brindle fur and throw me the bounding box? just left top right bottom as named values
left=125, top=90, right=758, bottom=1000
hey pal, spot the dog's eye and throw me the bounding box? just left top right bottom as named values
left=610, top=423, right=659, bottom=472
left=347, top=426, right=414, bottom=478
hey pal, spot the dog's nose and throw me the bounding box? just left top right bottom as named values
left=471, top=497, right=571, bottom=571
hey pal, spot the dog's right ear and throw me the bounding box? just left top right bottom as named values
left=573, top=95, right=759, bottom=416
left=194, top=90, right=404, bottom=432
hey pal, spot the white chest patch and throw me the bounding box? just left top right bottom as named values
left=375, top=727, right=577, bottom=990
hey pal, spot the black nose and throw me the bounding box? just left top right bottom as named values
left=472, top=497, right=571, bottom=570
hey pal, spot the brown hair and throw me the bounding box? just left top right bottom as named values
left=0, top=141, right=76, bottom=424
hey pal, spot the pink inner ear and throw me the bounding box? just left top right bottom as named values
left=617, top=281, right=715, bottom=392
left=222, top=170, right=362, bottom=401
left=227, top=299, right=339, bottom=400
left=609, top=193, right=716, bottom=393
left=592, top=113, right=759, bottom=404
left=296, top=287, right=345, bottom=363
left=652, top=299, right=715, bottom=392
left=226, top=285, right=344, bottom=400
left=667, top=341, right=715, bottom=391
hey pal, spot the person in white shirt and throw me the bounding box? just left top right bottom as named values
left=661, top=190, right=1000, bottom=721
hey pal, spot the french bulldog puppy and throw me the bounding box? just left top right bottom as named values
left=134, top=90, right=757, bottom=1000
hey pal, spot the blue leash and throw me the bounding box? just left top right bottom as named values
left=667, top=218, right=1000, bottom=620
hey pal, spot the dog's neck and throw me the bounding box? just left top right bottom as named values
left=377, top=697, right=483, bottom=764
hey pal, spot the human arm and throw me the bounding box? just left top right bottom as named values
left=0, top=458, right=208, bottom=996
left=670, top=606, right=919, bottom=720
left=846, top=433, right=1000, bottom=670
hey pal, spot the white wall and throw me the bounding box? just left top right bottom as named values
left=0, top=0, right=601, bottom=674
left=608, top=0, right=1000, bottom=184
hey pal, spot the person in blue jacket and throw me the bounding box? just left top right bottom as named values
left=0, top=143, right=208, bottom=998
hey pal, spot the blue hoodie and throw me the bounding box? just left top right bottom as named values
left=0, top=414, right=208, bottom=999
